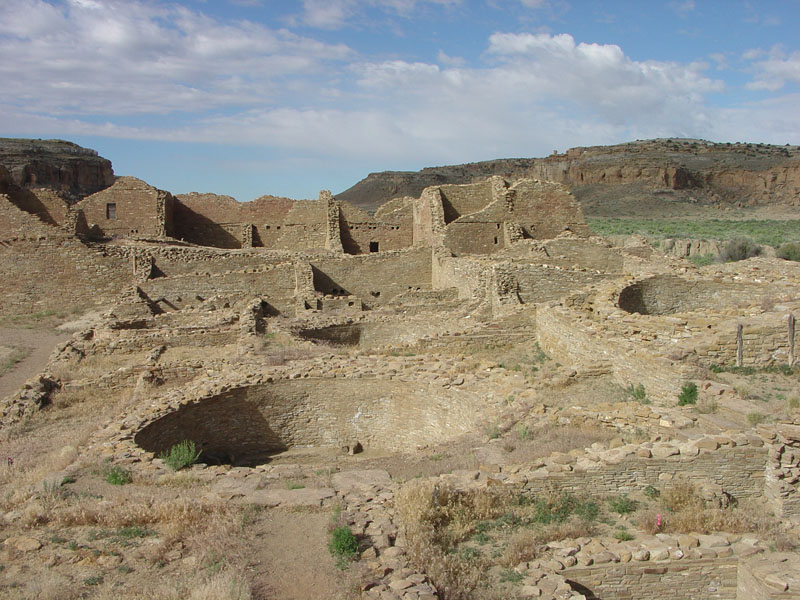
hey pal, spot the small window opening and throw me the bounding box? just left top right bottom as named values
left=276, top=225, right=281, bottom=230
left=369, top=241, right=379, bottom=252
left=265, top=225, right=270, bottom=230
left=497, top=223, right=501, bottom=229
left=106, top=203, right=116, bottom=220
left=493, top=237, right=498, bottom=244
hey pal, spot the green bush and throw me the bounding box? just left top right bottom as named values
left=105, top=465, right=132, bottom=486
left=747, top=412, right=766, bottom=426
left=627, top=383, right=648, bottom=404
left=689, top=253, right=716, bottom=267
left=327, top=526, right=359, bottom=568
left=608, top=495, right=637, bottom=515
left=719, top=237, right=761, bottom=262
left=158, top=440, right=202, bottom=472
left=777, top=242, right=800, bottom=262
left=678, top=382, right=698, bottom=406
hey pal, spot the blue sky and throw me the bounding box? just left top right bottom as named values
left=1, top=0, right=798, bottom=201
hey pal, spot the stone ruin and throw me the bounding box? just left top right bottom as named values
left=1, top=143, right=799, bottom=600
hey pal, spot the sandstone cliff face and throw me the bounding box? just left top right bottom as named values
left=336, top=139, right=800, bottom=213
left=0, top=138, right=115, bottom=203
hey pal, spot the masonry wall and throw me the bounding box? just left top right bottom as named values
left=310, top=249, right=432, bottom=308
left=138, top=263, right=297, bottom=315
left=690, top=313, right=798, bottom=368
left=511, top=263, right=611, bottom=304
left=0, top=203, right=131, bottom=316
left=79, top=177, right=173, bottom=239
left=565, top=559, right=738, bottom=600
left=618, top=275, right=766, bottom=316
left=133, top=378, right=485, bottom=459
left=6, top=188, right=69, bottom=226
left=445, top=221, right=506, bottom=254
left=174, top=193, right=295, bottom=249
left=537, top=305, right=703, bottom=401
left=432, top=251, right=487, bottom=301
left=338, top=201, right=412, bottom=254
left=522, top=445, right=767, bottom=501
left=272, top=201, right=328, bottom=251
left=439, top=181, right=493, bottom=223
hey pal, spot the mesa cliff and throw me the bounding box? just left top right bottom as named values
left=336, top=139, right=800, bottom=213
left=0, top=137, right=115, bottom=202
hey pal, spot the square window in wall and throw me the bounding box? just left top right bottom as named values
left=369, top=241, right=379, bottom=252
left=106, top=203, right=117, bottom=220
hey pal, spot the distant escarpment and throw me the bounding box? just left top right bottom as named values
left=0, top=138, right=115, bottom=203
left=337, top=139, right=800, bottom=214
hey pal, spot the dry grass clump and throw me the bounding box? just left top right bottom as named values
left=503, top=423, right=616, bottom=465
left=636, top=482, right=778, bottom=538
left=396, top=481, right=598, bottom=600
left=397, top=480, right=513, bottom=599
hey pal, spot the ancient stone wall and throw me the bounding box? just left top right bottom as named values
left=521, top=444, right=767, bottom=501
left=138, top=262, right=297, bottom=315
left=310, top=248, right=432, bottom=308
left=338, top=200, right=411, bottom=254
left=0, top=197, right=131, bottom=316
left=174, top=193, right=295, bottom=248
left=564, top=559, right=738, bottom=600
left=536, top=304, right=701, bottom=401
left=134, top=378, right=485, bottom=460
left=78, top=177, right=174, bottom=239
left=439, top=181, right=493, bottom=223
left=511, top=263, right=611, bottom=305
left=617, top=275, right=765, bottom=316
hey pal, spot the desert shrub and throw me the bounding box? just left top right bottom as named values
left=105, top=465, right=132, bottom=486
left=689, top=253, right=715, bottom=267
left=500, top=529, right=542, bottom=567
left=719, top=237, right=761, bottom=262
left=608, top=495, right=637, bottom=515
left=777, top=242, right=800, bottom=262
left=747, top=412, right=766, bottom=426
left=626, top=383, right=648, bottom=403
left=327, top=526, right=359, bottom=569
left=661, top=482, right=703, bottom=513
left=613, top=527, right=634, bottom=541
left=678, top=381, right=698, bottom=406
left=159, top=440, right=201, bottom=472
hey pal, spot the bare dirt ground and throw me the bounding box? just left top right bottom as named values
left=0, top=327, right=70, bottom=400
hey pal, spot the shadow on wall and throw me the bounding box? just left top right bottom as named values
left=134, top=394, right=287, bottom=467
left=311, top=265, right=351, bottom=296
left=7, top=186, right=60, bottom=226
left=172, top=203, right=242, bottom=248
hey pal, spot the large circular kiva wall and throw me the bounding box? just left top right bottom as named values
left=617, top=275, right=765, bottom=316
left=134, top=378, right=484, bottom=466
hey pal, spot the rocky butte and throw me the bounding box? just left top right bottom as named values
left=0, top=137, right=798, bottom=600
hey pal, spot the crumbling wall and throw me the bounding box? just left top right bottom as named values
left=439, top=181, right=493, bottom=223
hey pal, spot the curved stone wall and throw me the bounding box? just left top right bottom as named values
left=134, top=378, right=485, bottom=465
left=618, top=275, right=763, bottom=315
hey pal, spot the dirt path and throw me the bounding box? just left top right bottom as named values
left=0, top=327, right=70, bottom=400
left=249, top=508, right=349, bottom=600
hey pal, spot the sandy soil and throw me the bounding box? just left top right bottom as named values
left=0, top=327, right=70, bottom=400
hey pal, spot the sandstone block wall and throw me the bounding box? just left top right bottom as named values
left=139, top=263, right=297, bottom=315
left=134, top=377, right=487, bottom=460
left=565, top=559, right=738, bottom=600
left=310, top=248, right=432, bottom=308
left=536, top=304, right=702, bottom=401
left=521, top=445, right=767, bottom=501
left=79, top=177, right=174, bottom=239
